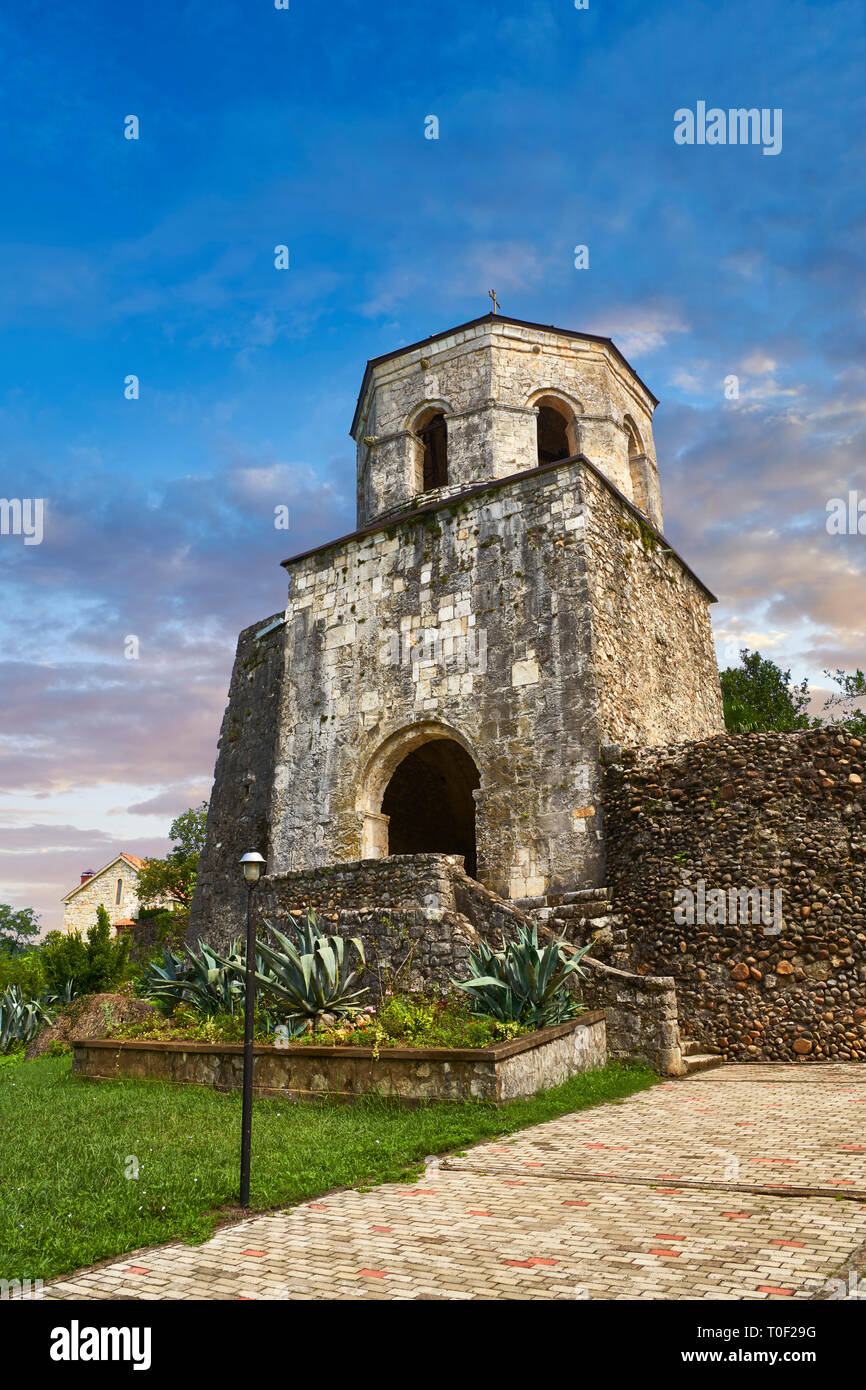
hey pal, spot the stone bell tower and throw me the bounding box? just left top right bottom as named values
left=190, top=314, right=724, bottom=950
left=352, top=314, right=664, bottom=531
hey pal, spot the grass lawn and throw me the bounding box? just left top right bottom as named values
left=0, top=1055, right=655, bottom=1284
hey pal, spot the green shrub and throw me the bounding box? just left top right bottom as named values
left=144, top=912, right=367, bottom=1026
left=0, top=950, right=46, bottom=999
left=104, top=992, right=526, bottom=1051
left=454, top=923, right=591, bottom=1029
left=308, top=993, right=526, bottom=1050
left=109, top=1005, right=277, bottom=1044
left=39, top=932, right=88, bottom=996
left=40, top=906, right=130, bottom=997
left=140, top=940, right=245, bottom=1017
left=128, top=907, right=189, bottom=960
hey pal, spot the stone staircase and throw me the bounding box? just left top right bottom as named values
left=517, top=887, right=632, bottom=971
left=516, top=883, right=723, bottom=1076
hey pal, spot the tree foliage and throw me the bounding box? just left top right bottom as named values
left=0, top=904, right=41, bottom=956
left=721, top=650, right=866, bottom=736
left=40, top=906, right=130, bottom=996
left=135, top=802, right=208, bottom=908
left=822, top=667, right=866, bottom=736
left=720, top=649, right=813, bottom=733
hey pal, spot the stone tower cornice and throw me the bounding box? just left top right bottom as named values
left=281, top=450, right=717, bottom=605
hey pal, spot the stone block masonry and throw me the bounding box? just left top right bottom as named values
left=190, top=612, right=285, bottom=952
left=188, top=312, right=723, bottom=1079
left=353, top=315, right=665, bottom=530
left=72, top=1015, right=607, bottom=1104
left=191, top=454, right=722, bottom=952
left=605, top=727, right=866, bottom=1061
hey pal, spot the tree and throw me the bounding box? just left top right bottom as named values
left=84, top=905, right=131, bottom=991
left=40, top=905, right=130, bottom=996
left=822, top=668, right=866, bottom=736
left=135, top=802, right=208, bottom=909
left=0, top=904, right=41, bottom=956
left=720, top=649, right=813, bottom=734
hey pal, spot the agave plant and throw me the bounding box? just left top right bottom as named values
left=141, top=940, right=246, bottom=1017
left=230, top=911, right=368, bottom=1021
left=0, top=986, right=55, bottom=1053
left=454, top=923, right=592, bottom=1029
left=43, top=978, right=78, bottom=1008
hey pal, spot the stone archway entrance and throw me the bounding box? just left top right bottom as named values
left=358, top=725, right=481, bottom=877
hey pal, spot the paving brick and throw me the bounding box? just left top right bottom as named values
left=33, top=1063, right=866, bottom=1302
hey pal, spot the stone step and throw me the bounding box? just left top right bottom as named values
left=683, top=1053, right=724, bottom=1075
left=550, top=902, right=616, bottom=922
left=550, top=912, right=624, bottom=931
left=513, top=888, right=612, bottom=912
left=532, top=907, right=556, bottom=924
left=682, top=1039, right=721, bottom=1057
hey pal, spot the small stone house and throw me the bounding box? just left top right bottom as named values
left=61, top=852, right=167, bottom=935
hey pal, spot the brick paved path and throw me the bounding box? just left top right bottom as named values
left=45, top=1065, right=866, bottom=1301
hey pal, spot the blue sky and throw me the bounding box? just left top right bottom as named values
left=1, top=0, right=864, bottom=928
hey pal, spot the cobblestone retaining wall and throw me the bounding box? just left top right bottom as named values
left=605, top=728, right=866, bottom=1061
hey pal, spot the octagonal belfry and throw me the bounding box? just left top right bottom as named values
left=352, top=313, right=664, bottom=531
left=191, top=314, right=724, bottom=949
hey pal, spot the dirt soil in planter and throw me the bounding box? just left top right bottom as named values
left=25, top=993, right=160, bottom=1059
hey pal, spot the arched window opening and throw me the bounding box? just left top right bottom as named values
left=115, top=878, right=123, bottom=905
left=535, top=400, right=574, bottom=466
left=381, top=737, right=480, bottom=877
left=624, top=417, right=643, bottom=461
left=417, top=411, right=448, bottom=490
left=624, top=416, right=651, bottom=515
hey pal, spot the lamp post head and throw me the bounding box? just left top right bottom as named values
left=240, top=851, right=266, bottom=885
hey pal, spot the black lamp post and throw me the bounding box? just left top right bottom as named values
left=239, top=850, right=265, bottom=1207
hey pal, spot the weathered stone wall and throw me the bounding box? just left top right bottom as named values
left=215, top=855, right=683, bottom=1076
left=189, top=613, right=286, bottom=951
left=192, top=455, right=720, bottom=952
left=192, top=319, right=721, bottom=959
left=579, top=958, right=684, bottom=1076
left=73, top=1015, right=607, bottom=1104
left=256, top=854, right=461, bottom=917
left=354, top=316, right=662, bottom=528
left=250, top=855, right=476, bottom=995
left=273, top=459, right=607, bottom=904
left=581, top=464, right=724, bottom=748
left=452, top=868, right=686, bottom=1075
left=605, top=728, right=866, bottom=1062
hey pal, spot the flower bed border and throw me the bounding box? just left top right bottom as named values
left=72, top=1012, right=607, bottom=1103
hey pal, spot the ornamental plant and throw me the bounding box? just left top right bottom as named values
left=40, top=906, right=130, bottom=997
left=0, top=985, right=55, bottom=1053
left=230, top=911, right=368, bottom=1022
left=140, top=939, right=245, bottom=1017
left=454, top=923, right=592, bottom=1029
